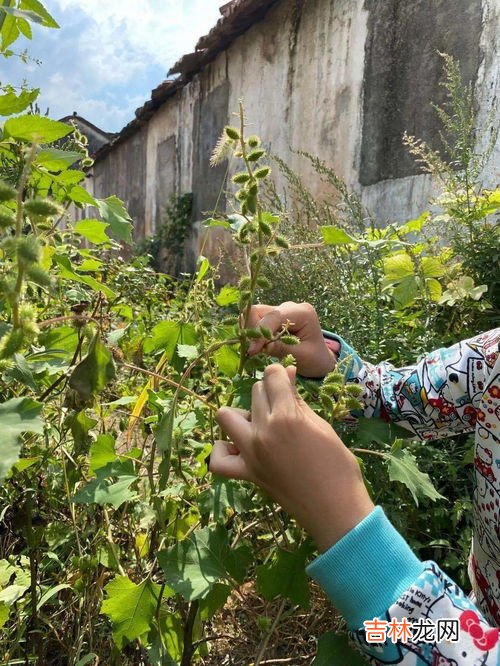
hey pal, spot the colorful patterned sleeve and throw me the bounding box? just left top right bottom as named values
left=322, top=329, right=499, bottom=442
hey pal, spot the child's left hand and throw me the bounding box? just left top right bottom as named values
left=210, top=364, right=374, bottom=552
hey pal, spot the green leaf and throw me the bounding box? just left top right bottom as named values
left=426, top=277, right=442, bottom=302
left=398, top=211, right=430, bottom=235
left=74, top=219, right=110, bottom=245
left=321, top=226, right=357, bottom=245
left=195, top=256, right=210, bottom=283
left=383, top=253, right=414, bottom=280
left=203, top=218, right=232, bottom=229
left=89, top=434, right=116, bottom=474
left=199, top=478, right=253, bottom=521
left=0, top=88, right=39, bottom=116
left=36, top=147, right=83, bottom=171
left=1, top=14, right=19, bottom=50
left=216, top=286, right=239, bottom=306
left=176, top=344, right=198, bottom=360
left=69, top=334, right=116, bottom=401
left=0, top=584, right=28, bottom=605
left=73, top=461, right=137, bottom=509
left=101, top=576, right=162, bottom=649
left=4, top=115, right=72, bottom=144
left=0, top=398, right=43, bottom=481
left=392, top=275, right=419, bottom=308
left=0, top=603, right=9, bottom=628
left=68, top=185, right=97, bottom=205
left=0, top=6, right=44, bottom=24
left=199, top=583, right=231, bottom=620
left=158, top=525, right=250, bottom=601
left=256, top=544, right=310, bottom=608
left=213, top=345, right=240, bottom=377
left=96, top=196, right=133, bottom=244
left=313, top=632, right=366, bottom=665
left=421, top=257, right=446, bottom=278
left=387, top=447, right=445, bottom=506
left=346, top=417, right=412, bottom=447
left=144, top=321, right=197, bottom=359
left=53, top=254, right=116, bottom=299
left=20, top=0, right=59, bottom=27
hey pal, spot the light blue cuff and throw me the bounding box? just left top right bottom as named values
left=321, top=330, right=364, bottom=380
left=306, top=506, right=425, bottom=629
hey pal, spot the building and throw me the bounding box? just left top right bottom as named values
left=86, top=0, right=500, bottom=275
left=59, top=112, right=114, bottom=156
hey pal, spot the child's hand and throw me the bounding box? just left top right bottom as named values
left=245, top=301, right=338, bottom=378
left=210, top=364, right=374, bottom=552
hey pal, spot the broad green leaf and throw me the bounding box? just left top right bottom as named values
left=89, top=434, right=116, bottom=474
left=321, top=225, right=357, bottom=245
left=313, top=632, right=366, bottom=665
left=0, top=88, right=39, bottom=116
left=38, top=584, right=72, bottom=609
left=101, top=576, right=162, bottom=649
left=4, top=115, right=72, bottom=144
left=426, top=278, right=442, bottom=302
left=69, top=334, right=116, bottom=401
left=392, top=275, right=419, bottom=308
left=216, top=286, right=239, bottom=306
left=36, top=147, right=83, bottom=171
left=1, top=14, right=19, bottom=50
left=54, top=254, right=116, bottom=299
left=96, top=196, right=133, bottom=244
left=20, top=0, right=59, bottom=27
left=75, top=655, right=98, bottom=666
left=383, top=253, right=414, bottom=280
left=176, top=344, right=198, bottom=360
left=0, top=6, right=44, bottom=24
left=144, top=320, right=197, bottom=358
left=147, top=611, right=184, bottom=664
left=199, top=583, right=231, bottom=620
left=346, top=417, right=412, bottom=447
left=70, top=411, right=97, bottom=452
left=155, top=407, right=175, bottom=489
left=0, top=603, right=9, bottom=628
left=199, top=478, right=253, bottom=521
left=158, top=525, right=251, bottom=601
left=203, top=217, right=232, bottom=229
left=0, top=584, right=28, bottom=605
left=421, top=257, right=446, bottom=278
left=398, top=211, right=430, bottom=235
left=40, top=325, right=78, bottom=356
left=52, top=170, right=85, bottom=186
left=73, top=461, right=137, bottom=509
left=0, top=398, right=44, bottom=481
left=74, top=219, right=110, bottom=245
left=387, top=447, right=445, bottom=506
left=67, top=185, right=96, bottom=205
left=213, top=345, right=240, bottom=377
left=256, top=544, right=310, bottom=608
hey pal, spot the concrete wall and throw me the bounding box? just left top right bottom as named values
left=89, top=0, right=500, bottom=273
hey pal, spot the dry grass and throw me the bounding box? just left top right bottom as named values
left=200, top=582, right=342, bottom=665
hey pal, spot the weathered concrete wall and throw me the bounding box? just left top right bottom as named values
left=89, top=0, right=500, bottom=273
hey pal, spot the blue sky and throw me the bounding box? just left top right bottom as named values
left=7, top=0, right=223, bottom=132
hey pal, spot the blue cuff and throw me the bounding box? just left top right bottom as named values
left=321, top=330, right=364, bottom=380
left=306, top=506, right=425, bottom=629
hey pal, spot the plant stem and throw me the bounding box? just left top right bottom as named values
left=254, top=598, right=287, bottom=666
left=180, top=600, right=200, bottom=666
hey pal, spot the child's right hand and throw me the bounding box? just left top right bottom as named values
left=245, top=301, right=339, bottom=378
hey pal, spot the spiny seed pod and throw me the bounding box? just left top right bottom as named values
left=225, top=126, right=240, bottom=141
left=238, top=292, right=251, bottom=309
left=346, top=397, right=362, bottom=411
left=236, top=189, right=248, bottom=202
left=345, top=383, right=364, bottom=397
left=250, top=250, right=260, bottom=264
left=254, top=166, right=271, bottom=179
left=0, top=181, right=17, bottom=203
left=275, top=236, right=290, bottom=249
left=325, top=371, right=344, bottom=383
left=280, top=334, right=300, bottom=346
left=0, top=210, right=15, bottom=229
left=248, top=183, right=258, bottom=196
left=259, top=326, right=273, bottom=340
left=257, top=276, right=271, bottom=289
left=232, top=172, right=251, bottom=184
left=26, top=264, right=53, bottom=288
left=222, top=316, right=239, bottom=326
left=247, top=135, right=260, bottom=148
left=239, top=276, right=251, bottom=289
left=258, top=220, right=272, bottom=236
left=24, top=198, right=62, bottom=218
left=246, top=195, right=257, bottom=215
left=247, top=149, right=266, bottom=162
left=245, top=328, right=263, bottom=340
left=81, top=158, right=93, bottom=168
left=111, top=346, right=124, bottom=361
left=266, top=248, right=279, bottom=257
left=0, top=277, right=16, bottom=299
left=241, top=202, right=248, bottom=216
left=282, top=354, right=296, bottom=368
left=321, top=383, right=341, bottom=397
left=0, top=329, right=24, bottom=359
left=17, top=236, right=41, bottom=264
